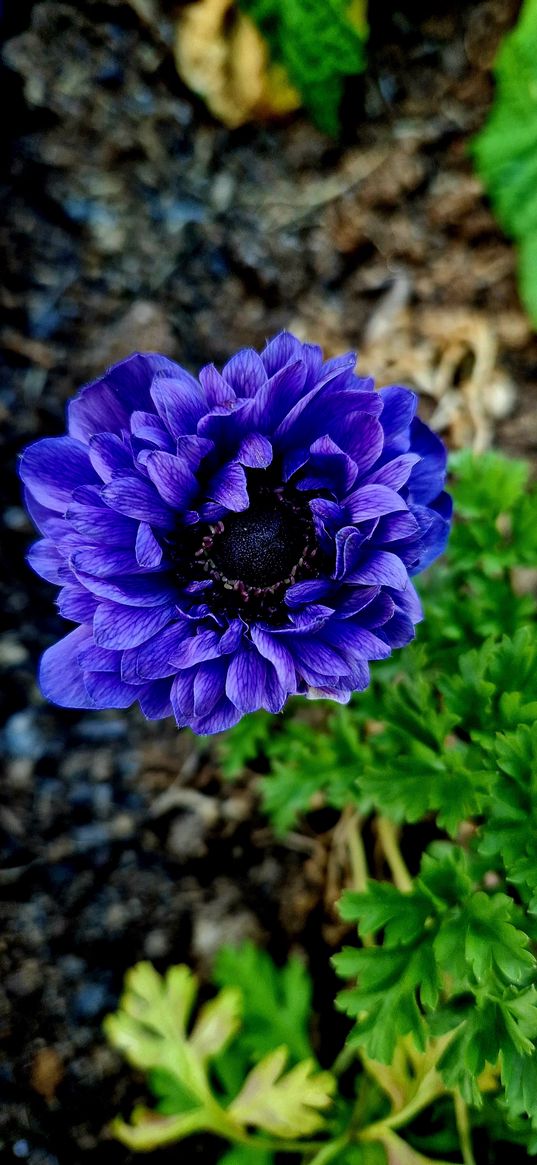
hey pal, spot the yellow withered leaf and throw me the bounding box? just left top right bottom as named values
left=174, top=0, right=300, bottom=129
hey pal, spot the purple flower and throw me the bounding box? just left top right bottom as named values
left=20, top=333, right=451, bottom=734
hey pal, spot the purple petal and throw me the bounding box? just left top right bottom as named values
left=139, top=679, right=173, bottom=720
left=89, top=433, right=133, bottom=482
left=367, top=453, right=420, bottom=491
left=347, top=550, right=408, bottom=590
left=336, top=585, right=381, bottom=619
left=170, top=629, right=222, bottom=667
left=126, top=622, right=191, bottom=680
left=345, top=484, right=407, bottom=523
left=171, top=669, right=196, bottom=720
left=283, top=636, right=346, bottom=679
left=66, top=502, right=137, bottom=545
left=71, top=545, right=145, bottom=578
left=23, top=489, right=66, bottom=538
left=208, top=462, right=249, bottom=511
left=244, top=360, right=308, bottom=431
left=334, top=527, right=366, bottom=580
left=39, top=626, right=95, bottom=708
left=298, top=435, right=357, bottom=495
left=135, top=522, right=163, bottom=568
left=306, top=685, right=352, bottom=704
left=57, top=586, right=100, bottom=623
left=130, top=411, right=174, bottom=451
left=379, top=386, right=418, bottom=444
left=218, top=620, right=244, bottom=655
left=250, top=625, right=297, bottom=693
left=237, top=433, right=273, bottom=469
left=175, top=435, right=214, bottom=470
left=20, top=437, right=98, bottom=512
left=226, top=645, right=268, bottom=713
left=260, top=331, right=303, bottom=377
left=68, top=354, right=179, bottom=443
left=322, top=622, right=392, bottom=662
left=222, top=349, right=267, bottom=397
left=381, top=612, right=416, bottom=648
left=93, top=601, right=176, bottom=649
left=407, top=419, right=447, bottom=505
left=376, top=511, right=420, bottom=543
left=145, top=451, right=198, bottom=509
left=198, top=363, right=236, bottom=409
left=75, top=571, right=176, bottom=607
left=193, top=658, right=228, bottom=717
left=394, top=581, right=423, bottom=623
left=27, top=541, right=66, bottom=584
left=285, top=579, right=332, bottom=606
left=84, top=671, right=138, bottom=709
left=191, top=696, right=243, bottom=735
left=78, top=642, right=119, bottom=673
left=150, top=370, right=206, bottom=438
left=341, top=416, right=385, bottom=478
left=101, top=476, right=172, bottom=527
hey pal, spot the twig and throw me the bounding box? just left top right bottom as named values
left=453, top=1091, right=477, bottom=1165
left=376, top=816, right=413, bottom=892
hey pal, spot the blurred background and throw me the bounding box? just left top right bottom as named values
left=1, top=0, right=536, bottom=1161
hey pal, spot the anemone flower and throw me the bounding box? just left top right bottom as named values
left=20, top=332, right=451, bottom=733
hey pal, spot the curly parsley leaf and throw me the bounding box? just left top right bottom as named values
left=239, top=0, right=368, bottom=135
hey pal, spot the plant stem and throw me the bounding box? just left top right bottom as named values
left=453, top=1091, right=477, bottom=1165
left=306, top=1134, right=350, bottom=1163
left=359, top=1067, right=445, bottom=1142
left=379, top=1128, right=458, bottom=1165
left=346, top=810, right=369, bottom=893
left=376, top=816, right=413, bottom=892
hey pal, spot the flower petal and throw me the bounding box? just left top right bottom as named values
left=20, top=437, right=98, bottom=511
left=345, top=484, right=407, bottom=523
left=39, top=626, right=95, bottom=708
left=150, top=370, right=206, bottom=438
left=93, top=601, right=176, bottom=648
left=208, top=462, right=249, bottom=511
left=135, top=522, right=163, bottom=568
left=145, top=451, right=198, bottom=509
left=68, top=353, right=178, bottom=442
left=101, top=476, right=173, bottom=527
left=222, top=349, right=267, bottom=397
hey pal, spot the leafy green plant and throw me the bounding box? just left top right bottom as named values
left=238, top=0, right=368, bottom=135
left=473, top=0, right=537, bottom=325
left=105, top=451, right=537, bottom=1162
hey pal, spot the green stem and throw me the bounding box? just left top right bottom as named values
left=306, top=1134, right=351, bottom=1164
left=380, top=1128, right=458, bottom=1165
left=359, top=1068, right=445, bottom=1141
left=453, top=1091, right=477, bottom=1165
left=376, top=816, right=413, bottom=892
left=346, top=810, right=369, bottom=894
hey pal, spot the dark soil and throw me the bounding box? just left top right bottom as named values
left=1, top=1, right=536, bottom=1162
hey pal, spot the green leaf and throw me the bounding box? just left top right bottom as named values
left=473, top=0, right=537, bottom=325
left=238, top=0, right=368, bottom=135
left=219, top=1148, right=274, bottom=1165
left=213, top=942, right=314, bottom=1065
left=228, top=1045, right=335, bottom=1136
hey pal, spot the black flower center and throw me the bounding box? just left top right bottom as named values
left=210, top=503, right=306, bottom=588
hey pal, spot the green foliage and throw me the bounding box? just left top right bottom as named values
left=217, top=450, right=537, bottom=839
left=104, top=951, right=334, bottom=1152
left=473, top=0, right=537, bottom=325
left=335, top=844, right=537, bottom=1112
left=106, top=451, right=537, bottom=1161
left=238, top=0, right=368, bottom=135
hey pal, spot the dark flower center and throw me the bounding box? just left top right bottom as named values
left=210, top=502, right=307, bottom=588
left=171, top=486, right=323, bottom=621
